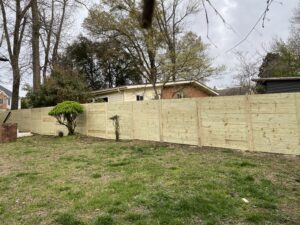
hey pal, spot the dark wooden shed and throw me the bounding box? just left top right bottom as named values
left=252, top=77, right=300, bottom=94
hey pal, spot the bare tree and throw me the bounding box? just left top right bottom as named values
left=85, top=0, right=218, bottom=99
left=234, top=51, right=259, bottom=94
left=155, top=0, right=200, bottom=81
left=39, top=0, right=85, bottom=81
left=85, top=1, right=162, bottom=98
left=0, top=33, right=9, bottom=61
left=288, top=4, right=300, bottom=58
left=31, top=0, right=41, bottom=91
left=0, top=0, right=32, bottom=109
left=51, top=0, right=67, bottom=64
left=39, top=0, right=54, bottom=81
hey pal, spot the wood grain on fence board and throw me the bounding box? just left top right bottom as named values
left=8, top=93, right=300, bottom=155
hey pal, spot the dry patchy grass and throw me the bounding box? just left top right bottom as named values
left=0, top=135, right=299, bottom=225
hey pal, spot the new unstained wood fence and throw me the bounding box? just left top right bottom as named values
left=7, top=93, right=300, bottom=155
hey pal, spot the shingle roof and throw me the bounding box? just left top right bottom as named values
left=0, top=84, right=12, bottom=97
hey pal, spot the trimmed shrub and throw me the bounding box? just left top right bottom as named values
left=49, top=101, right=84, bottom=135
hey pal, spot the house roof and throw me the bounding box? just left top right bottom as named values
left=252, top=77, right=300, bottom=84
left=90, top=80, right=219, bottom=96
left=0, top=84, right=12, bottom=98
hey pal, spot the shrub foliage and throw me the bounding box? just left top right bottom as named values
left=48, top=101, right=84, bottom=135
left=23, top=65, right=90, bottom=108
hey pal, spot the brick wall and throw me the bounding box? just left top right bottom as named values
left=0, top=92, right=9, bottom=110
left=162, top=84, right=210, bottom=99
left=0, top=123, right=17, bottom=143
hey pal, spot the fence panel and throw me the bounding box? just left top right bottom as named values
left=132, top=101, right=160, bottom=141
left=250, top=93, right=299, bottom=154
left=161, top=99, right=199, bottom=145
left=85, top=103, right=106, bottom=138
left=200, top=96, right=249, bottom=150
left=6, top=93, right=300, bottom=155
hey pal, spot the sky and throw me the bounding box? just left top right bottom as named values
left=190, top=0, right=298, bottom=88
left=0, top=0, right=298, bottom=93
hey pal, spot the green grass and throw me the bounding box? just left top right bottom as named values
left=0, top=135, right=299, bottom=225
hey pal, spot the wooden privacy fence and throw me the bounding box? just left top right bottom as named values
left=7, top=92, right=300, bottom=155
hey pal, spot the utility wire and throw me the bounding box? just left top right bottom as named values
left=226, top=0, right=275, bottom=53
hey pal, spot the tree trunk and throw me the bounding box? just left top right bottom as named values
left=170, top=45, right=176, bottom=82
left=41, top=0, right=54, bottom=80
left=67, top=117, right=76, bottom=135
left=68, top=127, right=75, bottom=135
left=11, top=66, right=20, bottom=110
left=31, top=0, right=41, bottom=91
left=52, top=0, right=67, bottom=65
left=0, top=0, right=31, bottom=110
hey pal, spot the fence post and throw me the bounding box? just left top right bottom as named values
left=84, top=104, right=88, bottom=136
left=294, top=93, right=300, bottom=146
left=158, top=100, right=163, bottom=142
left=245, top=95, right=254, bottom=151
left=29, top=108, right=32, bottom=133
left=105, top=103, right=108, bottom=139
left=196, top=100, right=203, bottom=147
left=131, top=102, right=135, bottom=139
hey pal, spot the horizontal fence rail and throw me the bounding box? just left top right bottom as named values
left=5, top=93, right=300, bottom=155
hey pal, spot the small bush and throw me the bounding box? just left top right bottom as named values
left=91, top=173, right=102, bottom=179
left=55, top=213, right=85, bottom=225
left=58, top=131, right=64, bottom=137
left=49, top=101, right=84, bottom=135
left=91, top=215, right=114, bottom=225
left=0, top=204, right=4, bottom=215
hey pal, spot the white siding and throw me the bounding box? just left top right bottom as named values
left=124, top=88, right=157, bottom=101
left=95, top=92, right=124, bottom=103
left=94, top=87, right=159, bottom=103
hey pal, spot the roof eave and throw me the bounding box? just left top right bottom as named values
left=252, top=77, right=300, bottom=83
left=90, top=80, right=219, bottom=96
left=191, top=81, right=219, bottom=96
left=90, top=87, right=127, bottom=95
left=0, top=85, right=12, bottom=97
left=0, top=90, right=10, bottom=98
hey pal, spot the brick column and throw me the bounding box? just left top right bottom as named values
left=0, top=123, right=17, bottom=143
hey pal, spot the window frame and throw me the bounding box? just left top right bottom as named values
left=100, top=97, right=108, bottom=102
left=136, top=95, right=144, bottom=101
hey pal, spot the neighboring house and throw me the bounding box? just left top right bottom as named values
left=91, top=80, right=219, bottom=103
left=0, top=85, right=12, bottom=110
left=252, top=77, right=300, bottom=94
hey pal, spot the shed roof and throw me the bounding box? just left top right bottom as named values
left=252, top=77, right=300, bottom=84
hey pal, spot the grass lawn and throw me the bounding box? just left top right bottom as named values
left=0, top=135, right=299, bottom=225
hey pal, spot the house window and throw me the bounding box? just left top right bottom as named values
left=0, top=98, right=3, bottom=104
left=136, top=95, right=144, bottom=101
left=99, top=97, right=108, bottom=102
left=7, top=98, right=10, bottom=105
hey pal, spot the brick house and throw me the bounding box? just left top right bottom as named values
left=91, top=80, right=218, bottom=103
left=0, top=85, right=12, bottom=110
